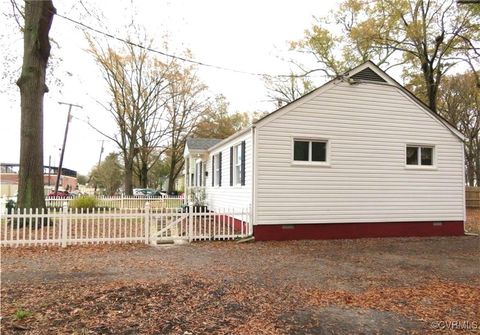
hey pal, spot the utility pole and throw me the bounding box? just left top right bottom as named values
left=54, top=102, right=82, bottom=194
left=97, top=140, right=105, bottom=166
left=48, top=155, right=51, bottom=186
left=94, top=140, right=104, bottom=194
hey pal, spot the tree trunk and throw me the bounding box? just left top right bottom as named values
left=16, top=1, right=55, bottom=209
left=167, top=151, right=178, bottom=193
left=475, top=149, right=480, bottom=187
left=124, top=158, right=134, bottom=195
left=140, top=162, right=148, bottom=188
left=422, top=64, right=438, bottom=113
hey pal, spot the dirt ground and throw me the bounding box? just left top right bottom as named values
left=1, top=236, right=479, bottom=334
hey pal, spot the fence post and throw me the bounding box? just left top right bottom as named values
left=121, top=193, right=124, bottom=209
left=248, top=204, right=253, bottom=236
left=144, top=202, right=150, bottom=245
left=61, top=201, right=68, bottom=247
left=188, top=206, right=193, bottom=243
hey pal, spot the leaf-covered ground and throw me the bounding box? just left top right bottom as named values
left=1, top=236, right=479, bottom=334
left=466, top=208, right=480, bottom=234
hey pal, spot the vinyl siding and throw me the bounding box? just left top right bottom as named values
left=255, top=82, right=464, bottom=225
left=205, top=131, right=252, bottom=210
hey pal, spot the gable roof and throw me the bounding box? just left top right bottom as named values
left=186, top=138, right=223, bottom=151
left=254, top=60, right=463, bottom=140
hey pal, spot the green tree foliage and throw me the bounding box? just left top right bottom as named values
left=147, top=157, right=170, bottom=190
left=193, top=95, right=250, bottom=139
left=292, top=0, right=479, bottom=111
left=89, top=153, right=124, bottom=196
left=76, top=174, right=88, bottom=185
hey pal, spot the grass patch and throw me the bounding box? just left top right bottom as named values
left=14, top=308, right=32, bottom=320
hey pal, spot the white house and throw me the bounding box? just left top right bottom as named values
left=184, top=61, right=465, bottom=241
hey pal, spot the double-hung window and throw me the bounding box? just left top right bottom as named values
left=406, top=145, right=434, bottom=166
left=214, top=154, right=221, bottom=186
left=234, top=144, right=242, bottom=185
left=293, top=139, right=328, bottom=163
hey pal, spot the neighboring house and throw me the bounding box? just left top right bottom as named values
left=184, top=61, right=465, bottom=241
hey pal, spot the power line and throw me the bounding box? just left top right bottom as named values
left=53, top=11, right=322, bottom=79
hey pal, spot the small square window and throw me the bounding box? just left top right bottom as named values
left=293, top=139, right=328, bottom=163
left=406, top=145, right=434, bottom=166
left=293, top=141, right=309, bottom=161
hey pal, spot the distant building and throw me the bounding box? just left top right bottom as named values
left=0, top=163, right=78, bottom=196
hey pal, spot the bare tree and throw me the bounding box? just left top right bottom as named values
left=87, top=34, right=171, bottom=195
left=164, top=63, right=208, bottom=192
left=264, top=74, right=314, bottom=107
left=134, top=66, right=171, bottom=188
left=437, top=72, right=479, bottom=186
left=16, top=0, right=56, bottom=209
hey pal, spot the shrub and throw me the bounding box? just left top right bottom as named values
left=69, top=196, right=98, bottom=210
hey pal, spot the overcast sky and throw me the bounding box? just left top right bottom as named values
left=0, top=0, right=343, bottom=175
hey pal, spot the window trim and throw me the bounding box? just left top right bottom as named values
left=291, top=137, right=330, bottom=166
left=405, top=144, right=436, bottom=169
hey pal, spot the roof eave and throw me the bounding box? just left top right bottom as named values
left=207, top=126, right=253, bottom=152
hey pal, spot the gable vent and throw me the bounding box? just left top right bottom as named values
left=350, top=67, right=386, bottom=83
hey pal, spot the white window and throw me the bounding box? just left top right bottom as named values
left=406, top=145, right=434, bottom=166
left=293, top=139, right=328, bottom=163
left=234, top=144, right=242, bottom=185
left=214, top=154, right=220, bottom=186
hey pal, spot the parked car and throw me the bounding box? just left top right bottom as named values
left=132, top=188, right=165, bottom=198
left=47, top=190, right=70, bottom=198
left=158, top=190, right=169, bottom=197
left=69, top=190, right=86, bottom=198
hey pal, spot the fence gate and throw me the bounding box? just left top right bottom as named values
left=150, top=208, right=189, bottom=244
left=149, top=207, right=252, bottom=244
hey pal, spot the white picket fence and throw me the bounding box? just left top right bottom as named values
left=45, top=195, right=185, bottom=209
left=0, top=203, right=252, bottom=247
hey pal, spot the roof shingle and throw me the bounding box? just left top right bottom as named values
left=186, top=138, right=223, bottom=150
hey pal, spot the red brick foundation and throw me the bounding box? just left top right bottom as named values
left=253, top=221, right=465, bottom=241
